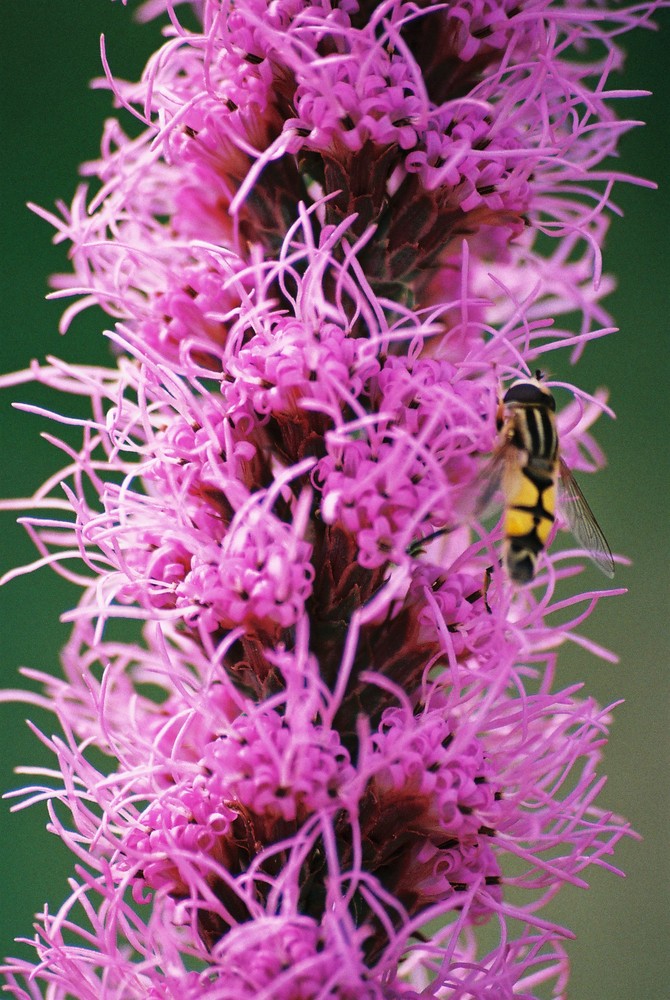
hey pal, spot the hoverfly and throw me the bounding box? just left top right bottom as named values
left=478, top=373, right=615, bottom=584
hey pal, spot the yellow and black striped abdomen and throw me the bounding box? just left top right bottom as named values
left=504, top=463, right=557, bottom=583
left=502, top=396, right=559, bottom=584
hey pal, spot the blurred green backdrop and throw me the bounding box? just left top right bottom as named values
left=1, top=5, right=668, bottom=997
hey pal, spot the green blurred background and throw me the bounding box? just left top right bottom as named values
left=1, top=6, right=668, bottom=997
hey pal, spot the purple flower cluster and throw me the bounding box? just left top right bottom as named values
left=1, top=1, right=659, bottom=997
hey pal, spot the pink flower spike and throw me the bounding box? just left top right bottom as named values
left=2, top=2, right=663, bottom=997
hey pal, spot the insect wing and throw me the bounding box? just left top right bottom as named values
left=474, top=444, right=511, bottom=519
left=558, top=459, right=615, bottom=578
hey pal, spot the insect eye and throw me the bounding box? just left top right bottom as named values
left=503, top=381, right=556, bottom=410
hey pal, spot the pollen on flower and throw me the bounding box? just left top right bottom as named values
left=1, top=0, right=657, bottom=997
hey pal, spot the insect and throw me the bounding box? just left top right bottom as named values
left=478, top=373, right=615, bottom=584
